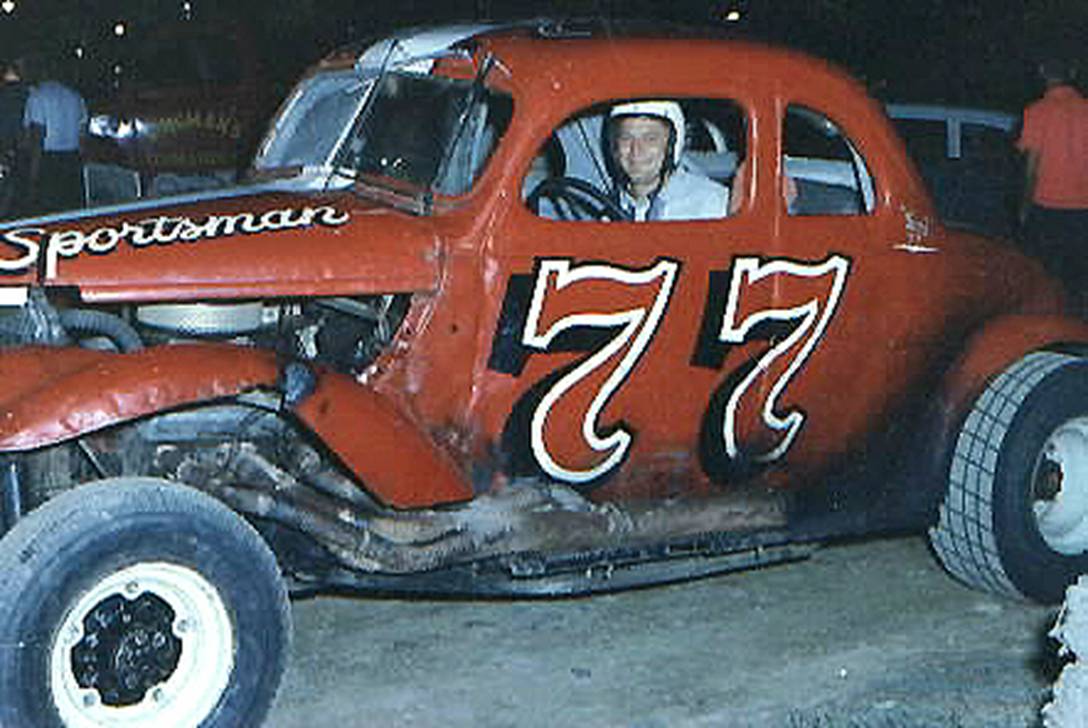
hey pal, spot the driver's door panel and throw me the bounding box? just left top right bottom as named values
left=478, top=208, right=773, bottom=499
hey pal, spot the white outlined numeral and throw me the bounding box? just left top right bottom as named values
left=719, top=255, right=850, bottom=462
left=523, top=259, right=679, bottom=483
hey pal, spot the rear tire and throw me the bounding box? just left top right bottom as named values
left=930, top=351, right=1088, bottom=603
left=0, top=478, right=290, bottom=727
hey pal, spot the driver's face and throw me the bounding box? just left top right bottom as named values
left=612, top=116, right=670, bottom=189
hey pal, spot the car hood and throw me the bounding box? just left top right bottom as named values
left=0, top=186, right=442, bottom=302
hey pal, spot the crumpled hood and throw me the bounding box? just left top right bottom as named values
left=0, top=186, right=442, bottom=302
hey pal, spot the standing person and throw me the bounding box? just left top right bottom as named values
left=0, top=59, right=28, bottom=217
left=23, top=56, right=87, bottom=215
left=1017, top=57, right=1088, bottom=300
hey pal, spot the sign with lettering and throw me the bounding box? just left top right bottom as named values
left=0, top=205, right=350, bottom=279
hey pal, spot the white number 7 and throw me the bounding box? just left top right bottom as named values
left=719, top=255, right=851, bottom=463
left=523, top=258, right=679, bottom=484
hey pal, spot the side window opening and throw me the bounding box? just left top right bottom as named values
left=783, top=105, right=875, bottom=216
left=523, top=98, right=747, bottom=222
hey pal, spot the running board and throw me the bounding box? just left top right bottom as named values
left=297, top=533, right=816, bottom=597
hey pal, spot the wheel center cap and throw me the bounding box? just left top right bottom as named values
left=1036, top=457, right=1064, bottom=502
left=70, top=592, right=182, bottom=706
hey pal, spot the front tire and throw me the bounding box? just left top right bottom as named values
left=0, top=478, right=290, bottom=727
left=930, top=351, right=1088, bottom=603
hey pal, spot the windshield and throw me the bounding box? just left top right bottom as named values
left=254, top=68, right=370, bottom=171
left=337, top=67, right=513, bottom=197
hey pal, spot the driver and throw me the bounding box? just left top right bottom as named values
left=609, top=100, right=729, bottom=221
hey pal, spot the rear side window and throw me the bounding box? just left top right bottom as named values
left=783, top=105, right=875, bottom=216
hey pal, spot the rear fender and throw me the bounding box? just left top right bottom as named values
left=915, top=314, right=1088, bottom=494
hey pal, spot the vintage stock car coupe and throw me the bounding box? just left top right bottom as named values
left=1, top=21, right=1088, bottom=727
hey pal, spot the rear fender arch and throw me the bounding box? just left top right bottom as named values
left=910, top=314, right=1088, bottom=506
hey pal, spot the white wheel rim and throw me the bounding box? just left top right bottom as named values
left=1033, top=416, right=1088, bottom=555
left=50, top=562, right=235, bottom=728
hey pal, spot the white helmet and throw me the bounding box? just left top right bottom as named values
left=609, top=100, right=686, bottom=167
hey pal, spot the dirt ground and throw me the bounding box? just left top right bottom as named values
left=265, top=536, right=1059, bottom=727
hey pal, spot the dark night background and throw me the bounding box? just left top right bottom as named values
left=0, top=0, right=1085, bottom=111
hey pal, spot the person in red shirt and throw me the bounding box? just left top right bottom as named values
left=1017, top=57, right=1088, bottom=301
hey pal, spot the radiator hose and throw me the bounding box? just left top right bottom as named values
left=58, top=309, right=144, bottom=353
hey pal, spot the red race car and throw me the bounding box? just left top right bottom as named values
left=0, top=21, right=1085, bottom=727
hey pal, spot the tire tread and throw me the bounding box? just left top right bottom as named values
left=929, top=351, right=1079, bottom=599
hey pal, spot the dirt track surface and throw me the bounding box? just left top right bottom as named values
left=266, top=536, right=1058, bottom=727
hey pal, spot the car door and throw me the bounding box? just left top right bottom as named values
left=474, top=95, right=783, bottom=501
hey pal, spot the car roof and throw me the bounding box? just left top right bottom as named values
left=467, top=28, right=868, bottom=113
left=316, top=20, right=868, bottom=114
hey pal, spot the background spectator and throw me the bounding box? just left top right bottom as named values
left=22, top=54, right=87, bottom=215
left=0, top=58, right=27, bottom=217
left=1017, top=57, right=1088, bottom=302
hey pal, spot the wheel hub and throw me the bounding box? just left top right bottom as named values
left=1035, top=457, right=1064, bottom=502
left=70, top=592, right=182, bottom=706
left=51, top=561, right=235, bottom=728
left=1033, top=416, right=1088, bottom=555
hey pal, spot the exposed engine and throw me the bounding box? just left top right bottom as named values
left=0, top=288, right=411, bottom=375
left=135, top=294, right=411, bottom=373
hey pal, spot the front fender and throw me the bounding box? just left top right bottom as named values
left=0, top=343, right=279, bottom=450
left=292, top=369, right=473, bottom=509
left=0, top=343, right=473, bottom=510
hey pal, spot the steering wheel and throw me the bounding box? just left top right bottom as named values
left=526, top=176, right=630, bottom=222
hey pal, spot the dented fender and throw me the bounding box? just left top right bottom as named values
left=0, top=343, right=472, bottom=509
left=292, top=369, right=473, bottom=509
left=0, top=343, right=280, bottom=450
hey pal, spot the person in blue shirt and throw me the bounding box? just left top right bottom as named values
left=23, top=56, right=87, bottom=215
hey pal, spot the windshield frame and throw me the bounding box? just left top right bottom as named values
left=336, top=47, right=512, bottom=213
